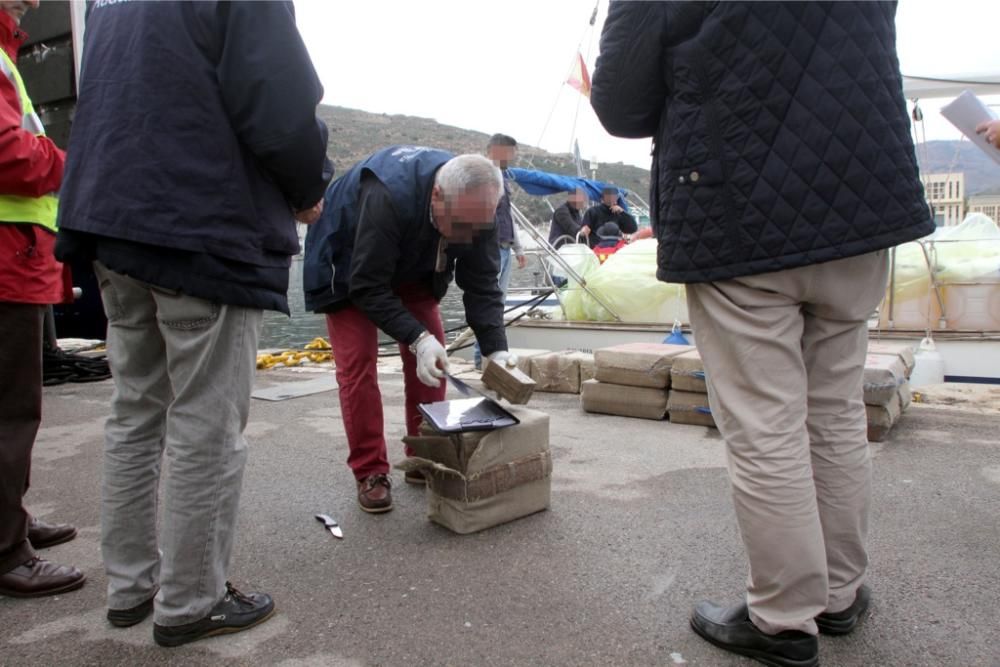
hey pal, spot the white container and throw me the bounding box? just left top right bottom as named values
left=909, top=337, right=945, bottom=388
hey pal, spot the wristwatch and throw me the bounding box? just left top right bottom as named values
left=408, top=330, right=433, bottom=355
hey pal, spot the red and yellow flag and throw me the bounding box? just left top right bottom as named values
left=567, top=52, right=591, bottom=98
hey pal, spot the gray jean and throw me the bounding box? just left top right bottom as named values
left=94, top=262, right=261, bottom=626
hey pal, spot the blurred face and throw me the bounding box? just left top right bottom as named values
left=0, top=1, right=37, bottom=23
left=568, top=189, right=587, bottom=209
left=487, top=144, right=516, bottom=170
left=431, top=184, right=499, bottom=244
left=601, top=191, right=618, bottom=207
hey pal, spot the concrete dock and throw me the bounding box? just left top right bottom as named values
left=2, top=365, right=999, bottom=666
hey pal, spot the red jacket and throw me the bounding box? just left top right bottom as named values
left=0, top=11, right=68, bottom=305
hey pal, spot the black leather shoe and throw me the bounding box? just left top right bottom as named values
left=108, top=589, right=158, bottom=628
left=0, top=557, right=86, bottom=598
left=690, top=600, right=818, bottom=667
left=816, top=585, right=871, bottom=636
left=153, top=582, right=274, bottom=647
left=27, top=517, right=77, bottom=549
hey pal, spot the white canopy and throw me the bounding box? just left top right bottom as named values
left=902, top=74, right=1000, bottom=99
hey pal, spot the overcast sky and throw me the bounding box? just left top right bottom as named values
left=296, top=0, right=1000, bottom=171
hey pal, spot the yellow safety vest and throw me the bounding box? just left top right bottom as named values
left=0, top=48, right=58, bottom=231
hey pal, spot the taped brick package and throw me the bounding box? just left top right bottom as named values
left=867, top=341, right=916, bottom=378
left=508, top=348, right=550, bottom=375
left=863, top=353, right=908, bottom=406
left=669, top=349, right=707, bottom=393
left=667, top=390, right=716, bottom=427
left=580, top=379, right=669, bottom=420
left=866, top=388, right=903, bottom=442
left=481, top=360, right=536, bottom=405
left=530, top=351, right=583, bottom=394
left=594, top=342, right=692, bottom=388
left=397, top=406, right=551, bottom=534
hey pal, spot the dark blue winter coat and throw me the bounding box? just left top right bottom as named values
left=56, top=1, right=332, bottom=289
left=591, top=1, right=934, bottom=284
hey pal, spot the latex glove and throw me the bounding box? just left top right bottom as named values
left=487, top=350, right=519, bottom=369
left=415, top=334, right=449, bottom=387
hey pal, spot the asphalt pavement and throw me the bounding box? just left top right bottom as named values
left=2, top=366, right=998, bottom=666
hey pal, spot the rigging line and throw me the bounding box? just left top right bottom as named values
left=532, top=3, right=601, bottom=161
left=571, top=2, right=602, bottom=156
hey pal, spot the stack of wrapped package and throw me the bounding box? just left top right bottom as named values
left=529, top=350, right=597, bottom=394
left=864, top=342, right=915, bottom=442
left=661, top=342, right=915, bottom=439
left=580, top=342, right=692, bottom=419
left=397, top=406, right=552, bottom=534
left=667, top=349, right=716, bottom=427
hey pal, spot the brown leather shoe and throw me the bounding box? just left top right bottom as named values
left=0, top=557, right=86, bottom=598
left=28, top=517, right=78, bottom=549
left=357, top=474, right=393, bottom=513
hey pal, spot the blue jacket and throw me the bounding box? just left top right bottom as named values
left=57, top=1, right=331, bottom=281
left=591, top=1, right=934, bottom=284
left=303, top=146, right=507, bottom=353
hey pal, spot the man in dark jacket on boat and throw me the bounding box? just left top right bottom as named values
left=303, top=146, right=515, bottom=514
left=581, top=186, right=637, bottom=248
left=55, top=0, right=331, bottom=647
left=547, top=188, right=590, bottom=249
left=592, top=2, right=934, bottom=666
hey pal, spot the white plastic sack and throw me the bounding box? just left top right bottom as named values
left=561, top=239, right=688, bottom=322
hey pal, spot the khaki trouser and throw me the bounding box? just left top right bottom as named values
left=686, top=251, right=889, bottom=635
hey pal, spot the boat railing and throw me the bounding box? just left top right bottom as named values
left=510, top=203, right=623, bottom=322
left=881, top=237, right=1000, bottom=335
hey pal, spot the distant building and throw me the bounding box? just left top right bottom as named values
left=967, top=187, right=1000, bottom=224
left=921, top=172, right=965, bottom=226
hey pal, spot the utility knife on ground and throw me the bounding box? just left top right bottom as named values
left=314, top=513, right=343, bottom=539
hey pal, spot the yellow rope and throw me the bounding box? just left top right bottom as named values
left=256, top=337, right=334, bottom=369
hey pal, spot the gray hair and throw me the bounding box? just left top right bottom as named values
left=435, top=154, right=503, bottom=204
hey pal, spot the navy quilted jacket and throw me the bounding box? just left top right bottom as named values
left=591, top=1, right=934, bottom=284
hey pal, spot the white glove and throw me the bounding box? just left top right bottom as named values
left=414, top=334, right=449, bottom=387
left=487, top=350, right=519, bottom=369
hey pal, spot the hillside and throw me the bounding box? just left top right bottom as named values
left=318, top=106, right=1000, bottom=222
left=914, top=140, right=1000, bottom=195
left=317, top=105, right=652, bottom=226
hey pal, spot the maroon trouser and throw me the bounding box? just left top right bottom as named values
left=325, top=287, right=446, bottom=481
left=0, top=303, right=42, bottom=574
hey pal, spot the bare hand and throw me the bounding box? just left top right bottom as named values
left=976, top=120, right=1000, bottom=149
left=610, top=205, right=624, bottom=214
left=580, top=225, right=591, bottom=237
left=295, top=198, right=324, bottom=225
left=516, top=254, right=527, bottom=269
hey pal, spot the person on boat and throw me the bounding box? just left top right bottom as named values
left=54, top=1, right=331, bottom=647
left=473, top=133, right=526, bottom=369
left=548, top=187, right=591, bottom=249
left=302, top=146, right=516, bottom=514
left=592, top=222, right=627, bottom=264
left=592, top=3, right=934, bottom=666
left=581, top=186, right=637, bottom=248
left=0, top=0, right=85, bottom=601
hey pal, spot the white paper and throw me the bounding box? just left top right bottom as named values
left=940, top=89, right=1000, bottom=167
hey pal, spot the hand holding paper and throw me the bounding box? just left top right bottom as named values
left=941, top=90, right=1000, bottom=165
left=976, top=119, right=1000, bottom=149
